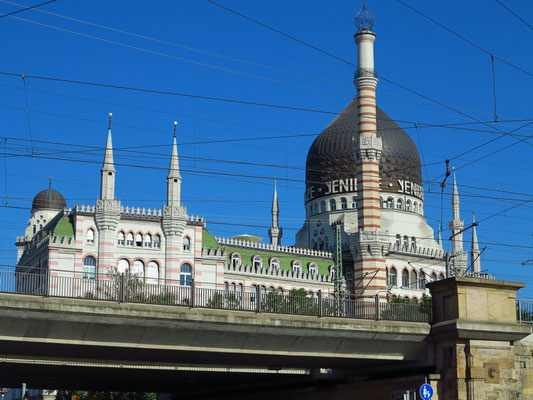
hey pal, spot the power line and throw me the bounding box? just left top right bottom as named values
left=396, top=0, right=533, bottom=77
left=494, top=0, right=533, bottom=31
left=0, top=0, right=56, bottom=19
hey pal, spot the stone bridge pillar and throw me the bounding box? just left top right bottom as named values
left=427, top=277, right=531, bottom=400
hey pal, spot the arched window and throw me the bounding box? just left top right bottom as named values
left=117, top=259, right=129, bottom=274
left=431, top=272, right=437, bottom=282
left=292, top=260, right=301, bottom=275
left=386, top=197, right=393, bottom=209
left=231, top=283, right=237, bottom=293
left=439, top=273, right=445, bottom=280
left=395, top=234, right=401, bottom=249
left=388, top=267, right=397, bottom=287
left=414, top=202, right=418, bottom=214
left=183, top=236, right=191, bottom=251
left=224, top=282, right=229, bottom=295
left=308, top=291, right=314, bottom=298
left=238, top=283, right=244, bottom=297
left=396, top=198, right=403, bottom=210
left=83, top=256, right=96, bottom=279
left=146, top=261, right=159, bottom=284
left=406, top=200, right=411, bottom=211
left=340, top=197, right=347, bottom=210
left=253, top=255, right=263, bottom=269
left=231, top=253, right=241, bottom=268
left=87, top=229, right=95, bottom=244
left=352, top=196, right=357, bottom=208
left=419, top=272, right=426, bottom=289
left=308, top=263, right=317, bottom=276
left=411, top=270, right=417, bottom=289
left=270, top=257, right=280, bottom=271
left=410, top=237, right=416, bottom=251
left=135, top=233, right=143, bottom=247
left=180, top=263, right=192, bottom=286
left=126, top=232, right=134, bottom=246
left=402, top=269, right=409, bottom=288
left=320, top=201, right=326, bottom=213
left=419, top=205, right=423, bottom=215
left=132, top=260, right=145, bottom=277
left=277, top=287, right=284, bottom=295
left=330, top=199, right=337, bottom=211
left=153, top=235, right=161, bottom=249
left=313, top=203, right=319, bottom=215
left=117, top=231, right=125, bottom=246
left=403, top=235, right=408, bottom=250
left=260, top=285, right=267, bottom=299
left=144, top=234, right=152, bottom=248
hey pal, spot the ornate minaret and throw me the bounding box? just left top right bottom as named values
left=470, top=213, right=481, bottom=273
left=350, top=2, right=388, bottom=298
left=162, top=122, right=187, bottom=284
left=167, top=121, right=182, bottom=207
left=268, top=179, right=283, bottom=247
left=449, top=168, right=468, bottom=274
left=438, top=220, right=443, bottom=247
left=95, top=113, right=121, bottom=276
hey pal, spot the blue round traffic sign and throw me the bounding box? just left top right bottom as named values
left=420, top=384, right=433, bottom=400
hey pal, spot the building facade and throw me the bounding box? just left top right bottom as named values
left=14, top=3, right=483, bottom=303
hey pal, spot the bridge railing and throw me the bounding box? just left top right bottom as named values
left=0, top=270, right=431, bottom=323
left=517, top=300, right=533, bottom=323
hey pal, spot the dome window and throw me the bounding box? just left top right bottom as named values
left=329, top=199, right=337, bottom=211
left=320, top=201, right=326, bottom=213
left=253, top=255, right=263, bottom=269
left=396, top=198, right=403, bottom=210
left=352, top=197, right=357, bottom=208
left=270, top=257, right=280, bottom=272
left=406, top=200, right=411, bottom=211
left=313, top=203, right=319, bottom=215
left=231, top=253, right=241, bottom=268
left=308, top=263, right=318, bottom=276
left=341, top=197, right=347, bottom=210
left=414, top=202, right=418, bottom=214
left=386, top=197, right=393, bottom=209
left=292, top=260, right=302, bottom=275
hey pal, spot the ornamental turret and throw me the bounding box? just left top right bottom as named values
left=167, top=121, right=182, bottom=208
left=449, top=168, right=468, bottom=274
left=471, top=213, right=481, bottom=273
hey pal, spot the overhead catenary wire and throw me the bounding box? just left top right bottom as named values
left=494, top=0, right=533, bottom=31
left=0, top=0, right=56, bottom=19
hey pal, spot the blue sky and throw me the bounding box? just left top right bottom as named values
left=0, top=1, right=532, bottom=295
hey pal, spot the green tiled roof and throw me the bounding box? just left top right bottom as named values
left=203, top=229, right=333, bottom=275
left=52, top=217, right=74, bottom=239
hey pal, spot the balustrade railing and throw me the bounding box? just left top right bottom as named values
left=0, top=270, right=431, bottom=323
left=517, top=300, right=533, bottom=323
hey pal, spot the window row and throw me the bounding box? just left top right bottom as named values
left=230, top=253, right=320, bottom=276
left=380, top=197, right=423, bottom=214
left=395, top=235, right=417, bottom=251
left=82, top=256, right=193, bottom=287
left=307, top=197, right=358, bottom=216
left=386, top=267, right=445, bottom=289
left=116, top=231, right=163, bottom=248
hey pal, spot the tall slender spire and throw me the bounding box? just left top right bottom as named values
left=268, top=178, right=282, bottom=246
left=452, top=167, right=460, bottom=221
left=449, top=167, right=467, bottom=274
left=471, top=213, right=481, bottom=273
left=100, top=113, right=116, bottom=200
left=167, top=121, right=182, bottom=207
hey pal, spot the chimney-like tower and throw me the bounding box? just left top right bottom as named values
left=268, top=179, right=283, bottom=246
left=350, top=1, right=387, bottom=298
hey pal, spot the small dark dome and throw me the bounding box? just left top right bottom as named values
left=306, top=98, right=421, bottom=201
left=32, top=188, right=66, bottom=211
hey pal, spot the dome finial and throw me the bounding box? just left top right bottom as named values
left=49, top=176, right=52, bottom=190
left=173, top=121, right=178, bottom=138
left=108, top=112, right=112, bottom=130
left=354, top=0, right=375, bottom=32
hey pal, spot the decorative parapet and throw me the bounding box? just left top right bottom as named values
left=387, top=242, right=446, bottom=259
left=463, top=271, right=495, bottom=280
left=201, top=247, right=227, bottom=257
left=215, top=237, right=333, bottom=259
left=122, top=206, right=162, bottom=217
left=225, top=262, right=333, bottom=283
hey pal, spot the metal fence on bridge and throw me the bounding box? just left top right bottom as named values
left=517, top=300, right=533, bottom=323
left=0, top=270, right=431, bottom=323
